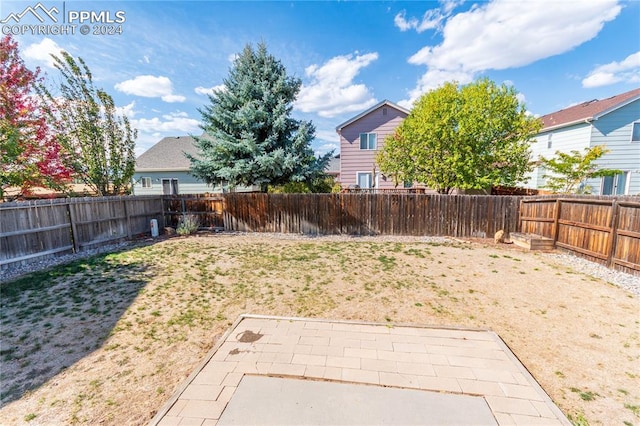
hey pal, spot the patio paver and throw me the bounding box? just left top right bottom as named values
left=151, top=315, right=570, bottom=426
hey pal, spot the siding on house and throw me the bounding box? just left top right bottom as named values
left=132, top=171, right=218, bottom=195
left=524, top=123, right=592, bottom=190
left=337, top=101, right=409, bottom=189
left=133, top=135, right=259, bottom=195
left=524, top=89, right=640, bottom=195
left=587, top=100, right=640, bottom=195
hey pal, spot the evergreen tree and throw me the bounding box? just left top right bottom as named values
left=189, top=43, right=331, bottom=191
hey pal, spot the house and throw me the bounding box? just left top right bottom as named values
left=524, top=88, right=640, bottom=195
left=132, top=136, right=218, bottom=195
left=326, top=154, right=340, bottom=182
left=133, top=135, right=336, bottom=195
left=335, top=100, right=410, bottom=189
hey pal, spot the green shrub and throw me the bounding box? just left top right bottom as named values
left=176, top=215, right=199, bottom=235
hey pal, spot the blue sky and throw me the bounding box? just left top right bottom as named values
left=3, top=0, right=639, bottom=157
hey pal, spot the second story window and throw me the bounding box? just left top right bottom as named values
left=359, top=133, right=376, bottom=150
left=632, top=122, right=640, bottom=142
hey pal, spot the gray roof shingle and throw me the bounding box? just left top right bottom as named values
left=541, top=87, right=640, bottom=131
left=135, top=136, right=201, bottom=171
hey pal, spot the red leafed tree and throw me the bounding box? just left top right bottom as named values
left=1, top=34, right=72, bottom=201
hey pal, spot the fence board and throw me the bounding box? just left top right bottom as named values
left=220, top=193, right=522, bottom=238
left=1, top=196, right=163, bottom=269
left=520, top=196, right=640, bottom=276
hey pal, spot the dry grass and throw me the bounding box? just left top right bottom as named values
left=0, top=233, right=638, bottom=425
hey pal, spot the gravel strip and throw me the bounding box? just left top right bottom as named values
left=543, top=252, right=640, bottom=296
left=2, top=232, right=638, bottom=297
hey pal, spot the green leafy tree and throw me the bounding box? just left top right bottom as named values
left=377, top=79, right=541, bottom=194
left=39, top=52, right=136, bottom=196
left=1, top=35, right=72, bottom=200
left=189, top=43, right=331, bottom=192
left=268, top=175, right=336, bottom=193
left=538, top=145, right=620, bottom=194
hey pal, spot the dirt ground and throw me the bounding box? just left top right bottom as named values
left=0, top=233, right=638, bottom=425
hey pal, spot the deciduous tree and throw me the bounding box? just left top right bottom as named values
left=39, top=52, right=136, bottom=196
left=377, top=79, right=541, bottom=194
left=1, top=35, right=72, bottom=200
left=189, top=43, right=331, bottom=191
left=538, top=145, right=620, bottom=193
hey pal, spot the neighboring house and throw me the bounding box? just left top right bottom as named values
left=133, top=135, right=261, bottom=195
left=336, top=100, right=410, bottom=189
left=326, top=154, right=340, bottom=182
left=524, top=88, right=640, bottom=195
left=133, top=136, right=215, bottom=195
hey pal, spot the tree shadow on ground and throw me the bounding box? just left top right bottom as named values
left=0, top=247, right=152, bottom=407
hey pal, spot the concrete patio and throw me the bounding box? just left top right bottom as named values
left=150, top=315, right=570, bottom=426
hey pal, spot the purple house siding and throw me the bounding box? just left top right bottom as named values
left=336, top=101, right=409, bottom=189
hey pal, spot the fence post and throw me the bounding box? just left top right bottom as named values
left=607, top=200, right=620, bottom=268
left=67, top=201, right=80, bottom=253
left=124, top=197, right=132, bottom=239
left=552, top=199, right=561, bottom=243
left=160, top=196, right=166, bottom=229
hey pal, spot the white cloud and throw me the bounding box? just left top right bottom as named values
left=115, top=101, right=137, bottom=119
left=399, top=68, right=474, bottom=109
left=161, top=94, right=187, bottom=103
left=400, top=0, right=622, bottom=106
left=194, top=84, right=226, bottom=96
left=295, top=52, right=379, bottom=118
left=315, top=142, right=339, bottom=157
left=582, top=51, right=640, bottom=88
left=133, top=111, right=201, bottom=134
left=132, top=111, right=201, bottom=156
left=114, top=75, right=185, bottom=103
left=394, top=11, right=419, bottom=32
left=394, top=9, right=444, bottom=33
left=394, top=1, right=463, bottom=33
left=23, top=38, right=63, bottom=68
left=315, top=129, right=340, bottom=143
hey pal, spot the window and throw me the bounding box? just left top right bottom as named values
left=632, top=122, right=640, bottom=142
left=141, top=177, right=152, bottom=188
left=383, top=108, right=388, bottom=116
left=162, top=178, right=179, bottom=195
left=547, top=134, right=552, bottom=149
left=357, top=172, right=372, bottom=189
left=601, top=172, right=628, bottom=195
left=359, top=133, right=377, bottom=150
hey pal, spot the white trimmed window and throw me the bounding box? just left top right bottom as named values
left=356, top=172, right=373, bottom=189
left=632, top=122, right=640, bottom=142
left=601, top=172, right=628, bottom=195
left=141, top=177, right=152, bottom=188
left=359, top=133, right=377, bottom=150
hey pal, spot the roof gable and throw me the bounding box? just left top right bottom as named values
left=335, top=100, right=410, bottom=132
left=541, top=87, right=640, bottom=131
left=135, top=136, right=201, bottom=171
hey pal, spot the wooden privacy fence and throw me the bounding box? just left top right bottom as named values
left=0, top=196, right=163, bottom=269
left=222, top=193, right=522, bottom=237
left=163, top=195, right=225, bottom=229
left=520, top=196, right=640, bottom=275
